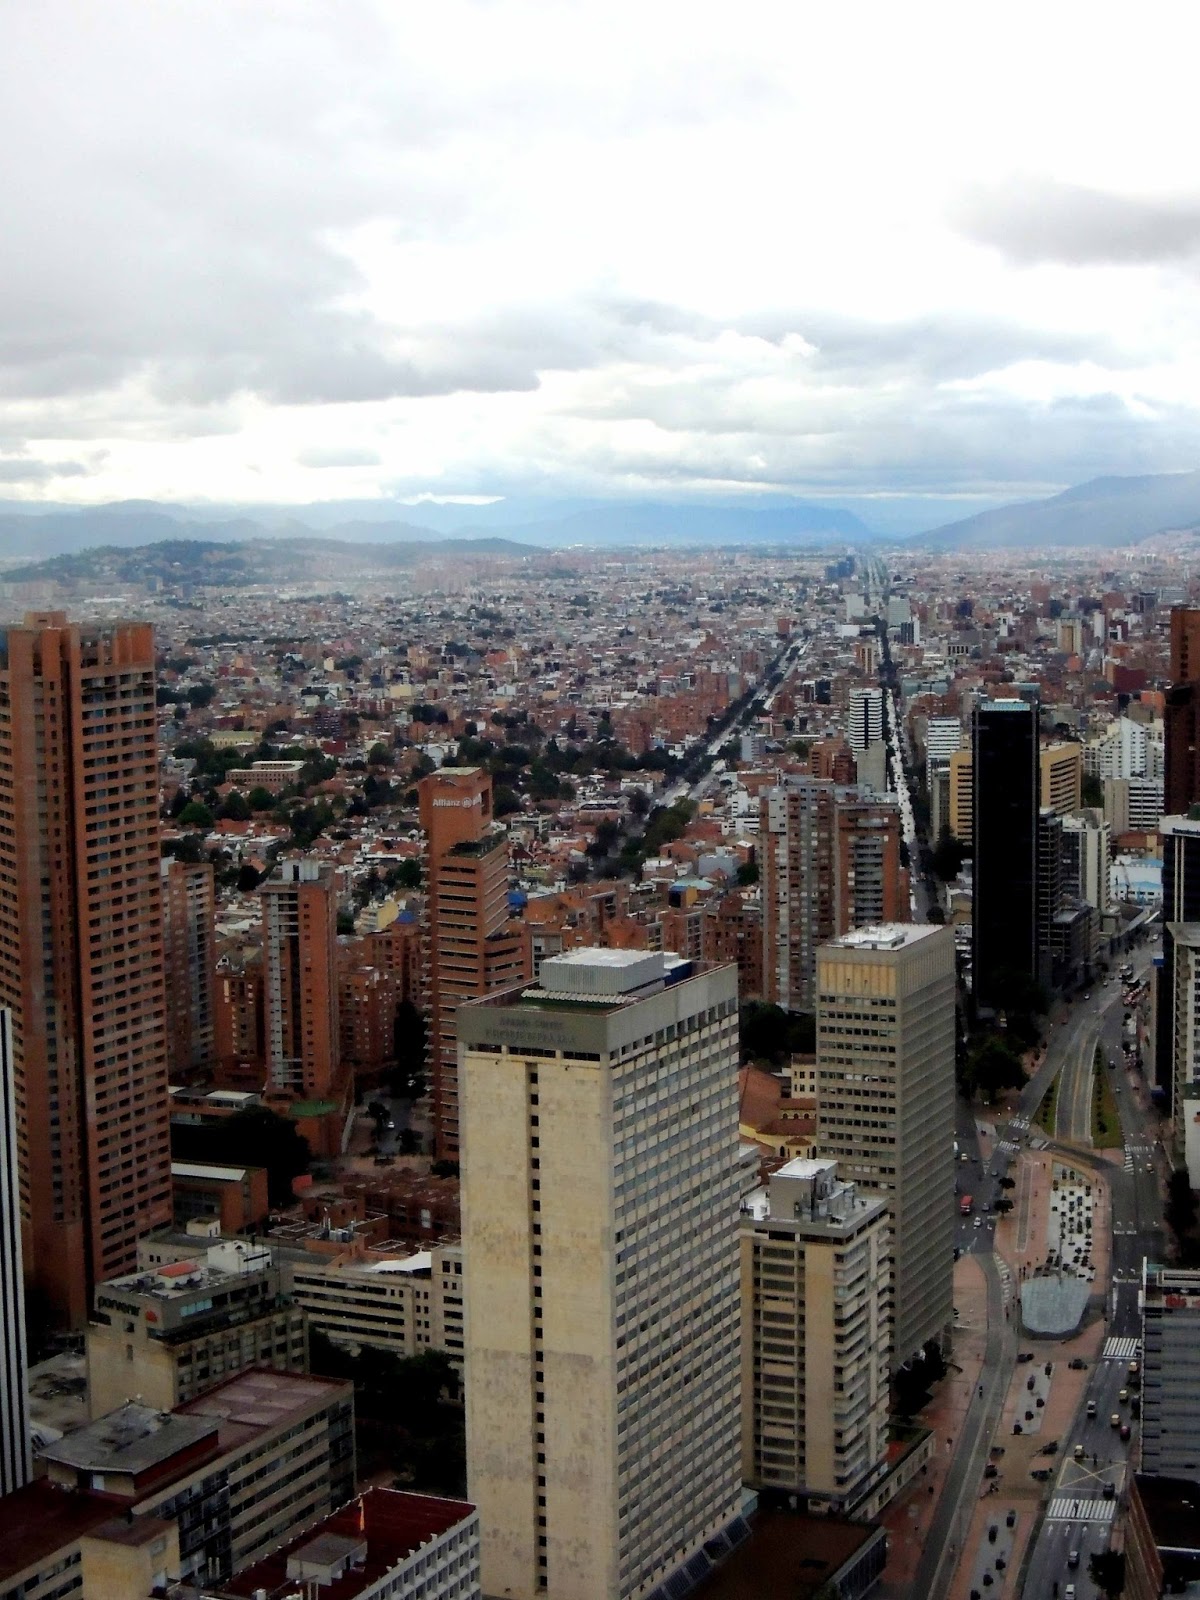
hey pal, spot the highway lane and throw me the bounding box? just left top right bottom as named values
left=1019, top=941, right=1163, bottom=1597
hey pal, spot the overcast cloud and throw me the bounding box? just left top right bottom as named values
left=2, top=0, right=1200, bottom=509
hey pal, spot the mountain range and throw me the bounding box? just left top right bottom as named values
left=2, top=470, right=1200, bottom=571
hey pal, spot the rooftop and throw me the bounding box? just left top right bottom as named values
left=831, top=922, right=942, bottom=951
left=175, top=1368, right=350, bottom=1452
left=40, top=1403, right=218, bottom=1477
left=0, top=1482, right=122, bottom=1584
left=223, top=1487, right=477, bottom=1599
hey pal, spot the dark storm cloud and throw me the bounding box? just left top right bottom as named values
left=949, top=177, right=1200, bottom=265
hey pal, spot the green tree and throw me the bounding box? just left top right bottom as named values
left=218, top=790, right=251, bottom=822
left=170, top=1106, right=310, bottom=1207
left=177, top=800, right=214, bottom=829
left=736, top=860, right=759, bottom=886
left=247, top=785, right=275, bottom=811
left=1088, top=1549, right=1126, bottom=1598
left=368, top=742, right=393, bottom=767
left=930, top=827, right=966, bottom=881
left=235, top=862, right=262, bottom=894
left=965, top=1036, right=1025, bottom=1104
left=1082, top=771, right=1104, bottom=808
left=493, top=785, right=522, bottom=817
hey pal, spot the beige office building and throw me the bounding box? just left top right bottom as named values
left=948, top=748, right=974, bottom=842
left=741, top=1157, right=889, bottom=1512
left=86, top=1240, right=306, bottom=1418
left=288, top=1240, right=465, bottom=1366
left=458, top=949, right=746, bottom=1600
left=1040, top=740, right=1083, bottom=816
left=816, top=924, right=955, bottom=1371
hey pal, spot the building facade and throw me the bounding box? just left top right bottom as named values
left=86, top=1240, right=307, bottom=1417
left=162, top=859, right=217, bottom=1079
left=1157, top=816, right=1200, bottom=1110
left=0, top=1009, right=30, bottom=1495
left=260, top=859, right=340, bottom=1099
left=288, top=1241, right=465, bottom=1366
left=458, top=949, right=746, bottom=1600
left=761, top=780, right=906, bottom=1016
left=973, top=698, right=1039, bottom=1015
left=1141, top=1262, right=1200, bottom=1478
left=0, top=614, right=171, bottom=1325
left=815, top=924, right=956, bottom=1371
left=419, top=767, right=529, bottom=1158
left=741, top=1158, right=889, bottom=1511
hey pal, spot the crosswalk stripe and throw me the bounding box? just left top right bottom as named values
left=1103, top=1336, right=1139, bottom=1359
left=1047, top=1497, right=1116, bottom=1522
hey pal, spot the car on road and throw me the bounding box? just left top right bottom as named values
left=1086, top=1401, right=1096, bottom=1417
left=1067, top=1550, right=1079, bottom=1569
left=1074, top=1444, right=1085, bottom=1459
left=1119, top=1387, right=1129, bottom=1402
left=1120, top=1423, right=1131, bottom=1441
left=1111, top=1413, right=1121, bottom=1427
left=974, top=1216, right=983, bottom=1228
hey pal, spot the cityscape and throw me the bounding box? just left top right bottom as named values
left=3, top=8, right=1200, bottom=1600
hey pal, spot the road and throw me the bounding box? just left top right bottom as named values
left=664, top=632, right=813, bottom=809
left=916, top=936, right=1164, bottom=1600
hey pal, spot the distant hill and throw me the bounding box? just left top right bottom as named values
left=467, top=500, right=872, bottom=546
left=3, top=536, right=534, bottom=588
left=920, top=470, right=1200, bottom=549
left=0, top=495, right=874, bottom=563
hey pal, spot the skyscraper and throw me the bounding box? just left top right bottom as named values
left=761, top=779, right=906, bottom=1014
left=741, top=1157, right=889, bottom=1511
left=816, top=923, right=956, bottom=1370
left=1156, top=816, right=1200, bottom=1111
left=162, top=858, right=217, bottom=1078
left=419, top=766, right=528, bottom=1158
left=0, top=1009, right=31, bottom=1494
left=260, top=858, right=340, bottom=1099
left=1164, top=606, right=1200, bottom=815
left=973, top=698, right=1039, bottom=1015
left=847, top=686, right=884, bottom=754
left=458, top=948, right=745, bottom=1600
left=0, top=614, right=171, bottom=1326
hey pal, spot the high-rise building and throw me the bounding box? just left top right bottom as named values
left=949, top=747, right=974, bottom=842
left=1103, top=775, right=1164, bottom=836
left=847, top=687, right=884, bottom=754
left=741, top=1157, right=889, bottom=1511
left=1140, top=1261, right=1200, bottom=1478
left=0, top=1009, right=31, bottom=1495
left=1166, top=925, right=1200, bottom=1158
left=260, top=859, right=340, bottom=1100
left=1061, top=808, right=1111, bottom=916
left=458, top=948, right=745, bottom=1600
left=1171, top=605, right=1200, bottom=683
left=1156, top=816, right=1200, bottom=1109
left=924, top=715, right=963, bottom=785
left=0, top=614, right=171, bottom=1326
left=973, top=698, right=1039, bottom=1015
left=761, top=780, right=906, bottom=1015
left=162, top=858, right=217, bottom=1078
left=1165, top=606, right=1200, bottom=815
left=816, top=924, right=956, bottom=1370
left=1040, top=741, right=1083, bottom=816
left=834, top=792, right=907, bottom=928
left=419, top=767, right=529, bottom=1158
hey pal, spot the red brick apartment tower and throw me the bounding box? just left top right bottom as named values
left=161, top=858, right=216, bottom=1079
left=419, top=767, right=529, bottom=1159
left=260, top=859, right=340, bottom=1099
left=0, top=614, right=171, bottom=1326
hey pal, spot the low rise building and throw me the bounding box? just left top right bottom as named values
left=0, top=1370, right=354, bottom=1596
left=87, top=1240, right=306, bottom=1418
left=287, top=1241, right=464, bottom=1364
left=213, top=1486, right=480, bottom=1600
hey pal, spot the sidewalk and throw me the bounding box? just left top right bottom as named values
left=876, top=1253, right=988, bottom=1597
left=944, top=1147, right=1111, bottom=1600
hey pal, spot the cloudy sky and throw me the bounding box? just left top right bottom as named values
left=3, top=0, right=1199, bottom=521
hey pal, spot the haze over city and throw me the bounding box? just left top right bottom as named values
left=3, top=1, right=1200, bottom=527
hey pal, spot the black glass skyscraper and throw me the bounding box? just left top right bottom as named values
left=973, top=698, right=1039, bottom=1015
left=1156, top=816, right=1200, bottom=1110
